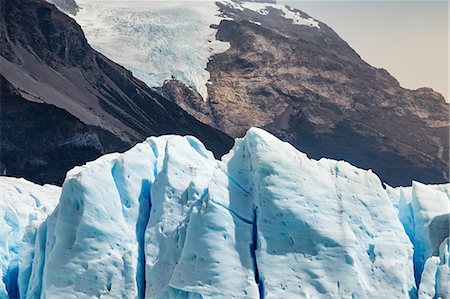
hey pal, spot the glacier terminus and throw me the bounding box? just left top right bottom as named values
left=1, top=128, right=448, bottom=298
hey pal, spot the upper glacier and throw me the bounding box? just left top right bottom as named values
left=67, top=0, right=321, bottom=100
left=73, top=0, right=231, bottom=100
left=1, top=128, right=448, bottom=298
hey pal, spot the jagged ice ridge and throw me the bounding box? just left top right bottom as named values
left=1, top=128, right=449, bottom=298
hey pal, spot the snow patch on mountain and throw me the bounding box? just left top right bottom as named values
left=0, top=177, right=60, bottom=298
left=222, top=0, right=320, bottom=28
left=73, top=1, right=230, bottom=101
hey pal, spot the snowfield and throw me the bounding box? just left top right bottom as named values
left=1, top=128, right=448, bottom=298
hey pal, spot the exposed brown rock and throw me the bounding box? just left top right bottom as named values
left=161, top=3, right=449, bottom=186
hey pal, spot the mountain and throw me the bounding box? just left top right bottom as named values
left=0, top=0, right=233, bottom=185
left=1, top=129, right=449, bottom=298
left=0, top=75, right=130, bottom=185
left=70, top=0, right=449, bottom=187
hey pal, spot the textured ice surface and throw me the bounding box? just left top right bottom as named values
left=0, top=177, right=60, bottom=298
left=74, top=1, right=230, bottom=100
left=418, top=238, right=449, bottom=299
left=168, top=129, right=417, bottom=298
left=26, top=147, right=152, bottom=298
left=1, top=129, right=448, bottom=298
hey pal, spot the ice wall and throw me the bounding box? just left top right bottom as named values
left=0, top=177, right=60, bottom=298
left=2, top=128, right=448, bottom=298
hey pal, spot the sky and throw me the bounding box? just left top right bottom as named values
left=280, top=1, right=449, bottom=101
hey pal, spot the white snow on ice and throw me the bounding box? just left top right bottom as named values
left=5, top=128, right=445, bottom=298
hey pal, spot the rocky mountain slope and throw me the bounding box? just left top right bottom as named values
left=1, top=75, right=129, bottom=184
left=0, top=0, right=233, bottom=185
left=1, top=129, right=449, bottom=298
left=68, top=0, right=448, bottom=186
left=162, top=1, right=450, bottom=187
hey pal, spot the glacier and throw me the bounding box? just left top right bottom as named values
left=73, top=0, right=231, bottom=100
left=1, top=128, right=448, bottom=298
left=0, top=177, right=60, bottom=298
left=68, top=0, right=320, bottom=100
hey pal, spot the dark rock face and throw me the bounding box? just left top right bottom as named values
left=1, top=76, right=128, bottom=184
left=161, top=3, right=449, bottom=187
left=0, top=0, right=233, bottom=185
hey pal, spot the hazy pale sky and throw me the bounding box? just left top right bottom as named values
left=281, top=1, right=449, bottom=100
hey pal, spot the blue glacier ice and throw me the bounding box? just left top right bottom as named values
left=387, top=182, right=449, bottom=298
left=418, top=238, right=449, bottom=299
left=0, top=177, right=60, bottom=298
left=1, top=128, right=448, bottom=298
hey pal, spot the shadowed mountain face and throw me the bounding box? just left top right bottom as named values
left=1, top=76, right=129, bottom=184
left=0, top=0, right=233, bottom=185
left=160, top=1, right=449, bottom=187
